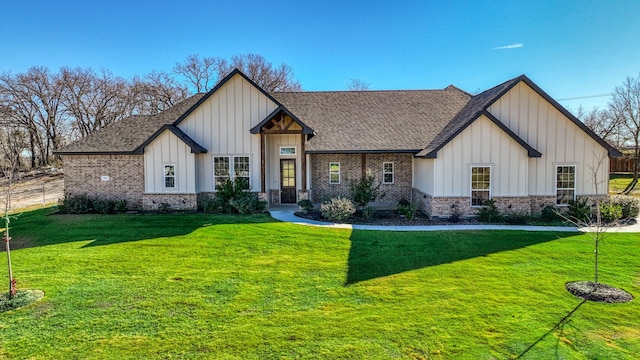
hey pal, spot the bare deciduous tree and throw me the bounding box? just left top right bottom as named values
left=219, top=54, right=302, bottom=92
left=578, top=107, right=625, bottom=148
left=347, top=78, right=370, bottom=91
left=608, top=74, right=640, bottom=181
left=60, top=67, right=136, bottom=140
left=173, top=54, right=222, bottom=93
left=132, top=71, right=189, bottom=114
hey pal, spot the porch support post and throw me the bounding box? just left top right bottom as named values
left=260, top=133, right=266, bottom=193
left=301, top=133, right=307, bottom=190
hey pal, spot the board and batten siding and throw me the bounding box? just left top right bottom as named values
left=433, top=115, right=529, bottom=197
left=144, top=130, right=196, bottom=193
left=177, top=74, right=279, bottom=192
left=413, top=158, right=435, bottom=195
left=488, top=82, right=608, bottom=196
left=266, top=133, right=303, bottom=192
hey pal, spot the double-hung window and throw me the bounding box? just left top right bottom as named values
left=329, top=162, right=340, bottom=184
left=164, top=164, right=176, bottom=188
left=234, top=156, right=250, bottom=189
left=471, top=166, right=491, bottom=206
left=214, top=156, right=250, bottom=190
left=383, top=162, right=394, bottom=184
left=556, top=165, right=576, bottom=205
left=214, top=157, right=230, bottom=190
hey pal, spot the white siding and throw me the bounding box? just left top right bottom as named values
left=144, top=130, right=196, bottom=193
left=413, top=158, right=435, bottom=195
left=177, top=74, right=278, bottom=192
left=488, top=82, right=608, bottom=196
left=434, top=115, right=528, bottom=196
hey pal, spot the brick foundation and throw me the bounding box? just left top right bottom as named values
left=142, top=193, right=197, bottom=211
left=62, top=154, right=144, bottom=209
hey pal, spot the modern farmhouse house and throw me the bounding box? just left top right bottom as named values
left=56, top=69, right=621, bottom=216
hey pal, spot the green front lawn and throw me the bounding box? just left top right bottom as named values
left=610, top=173, right=640, bottom=196
left=0, top=209, right=639, bottom=359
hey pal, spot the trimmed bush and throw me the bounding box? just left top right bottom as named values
left=297, top=199, right=314, bottom=214
left=611, top=196, right=640, bottom=220
left=397, top=199, right=416, bottom=220
left=541, top=205, right=561, bottom=222
left=362, top=206, right=376, bottom=221
left=93, top=199, right=116, bottom=214
left=115, top=200, right=128, bottom=213
left=320, top=197, right=356, bottom=222
left=58, top=194, right=92, bottom=214
left=477, top=199, right=502, bottom=223
left=504, top=212, right=530, bottom=225
left=567, top=197, right=592, bottom=223
left=600, top=202, right=623, bottom=223
left=159, top=202, right=171, bottom=213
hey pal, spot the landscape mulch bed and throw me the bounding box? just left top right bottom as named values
left=566, top=281, right=634, bottom=303
left=294, top=210, right=481, bottom=226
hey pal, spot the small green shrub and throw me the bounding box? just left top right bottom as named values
left=449, top=202, right=461, bottom=223
left=320, top=197, right=356, bottom=222
left=215, top=178, right=250, bottom=214
left=397, top=199, right=416, bottom=220
left=600, top=202, right=623, bottom=223
left=362, top=206, right=376, bottom=221
left=567, top=197, right=592, bottom=223
left=199, top=194, right=221, bottom=213
left=92, top=199, right=115, bottom=214
left=504, top=212, right=530, bottom=225
left=349, top=172, right=384, bottom=208
left=58, top=194, right=92, bottom=214
left=297, top=199, right=314, bottom=213
left=115, top=200, right=128, bottom=213
left=540, top=205, right=561, bottom=222
left=611, top=196, right=640, bottom=220
left=477, top=199, right=502, bottom=223
left=158, top=202, right=171, bottom=213
left=229, top=194, right=267, bottom=215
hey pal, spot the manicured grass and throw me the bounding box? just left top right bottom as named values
left=610, top=173, right=640, bottom=196
left=0, top=209, right=639, bottom=359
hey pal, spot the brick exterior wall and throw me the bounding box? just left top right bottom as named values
left=142, top=194, right=197, bottom=211
left=310, top=153, right=412, bottom=204
left=62, top=155, right=144, bottom=209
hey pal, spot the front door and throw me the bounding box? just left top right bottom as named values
left=280, top=159, right=296, bottom=203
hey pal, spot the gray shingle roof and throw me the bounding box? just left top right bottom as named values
left=271, top=88, right=471, bottom=152
left=56, top=94, right=205, bottom=154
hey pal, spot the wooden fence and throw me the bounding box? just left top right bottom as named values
left=610, top=156, right=637, bottom=173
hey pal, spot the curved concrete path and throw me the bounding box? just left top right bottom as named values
left=269, top=205, right=640, bottom=232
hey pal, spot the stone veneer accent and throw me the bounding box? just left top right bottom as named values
left=310, top=153, right=412, bottom=204
left=62, top=154, right=144, bottom=209
left=413, top=192, right=612, bottom=218
left=142, top=194, right=197, bottom=211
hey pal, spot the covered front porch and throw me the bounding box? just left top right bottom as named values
left=251, top=107, right=315, bottom=205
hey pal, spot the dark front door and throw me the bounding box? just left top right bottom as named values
left=280, top=159, right=296, bottom=203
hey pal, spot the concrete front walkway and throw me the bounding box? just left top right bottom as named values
left=268, top=205, right=640, bottom=232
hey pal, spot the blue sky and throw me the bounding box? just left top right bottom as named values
left=2, top=0, right=639, bottom=113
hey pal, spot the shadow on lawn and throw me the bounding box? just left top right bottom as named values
left=516, top=300, right=587, bottom=359
left=1, top=208, right=277, bottom=250
left=346, top=230, right=576, bottom=285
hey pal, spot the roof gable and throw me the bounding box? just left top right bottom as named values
left=250, top=106, right=315, bottom=136
left=134, top=125, right=207, bottom=154
left=418, top=75, right=622, bottom=158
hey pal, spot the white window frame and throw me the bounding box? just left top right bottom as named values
left=164, top=164, right=176, bottom=189
left=470, top=166, right=491, bottom=207
left=214, top=156, right=230, bottom=190
left=555, top=165, right=576, bottom=206
left=383, top=162, right=394, bottom=184
left=233, top=156, right=250, bottom=190
left=279, top=146, right=297, bottom=156
left=329, top=162, right=340, bottom=184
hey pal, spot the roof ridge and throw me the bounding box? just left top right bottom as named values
left=272, top=88, right=461, bottom=95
